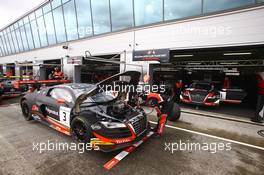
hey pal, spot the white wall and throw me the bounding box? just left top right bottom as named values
left=134, top=6, right=264, bottom=50
left=0, top=5, right=264, bottom=76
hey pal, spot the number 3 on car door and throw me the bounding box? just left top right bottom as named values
left=59, top=106, right=71, bottom=127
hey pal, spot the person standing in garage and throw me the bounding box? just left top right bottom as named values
left=173, top=80, right=183, bottom=102
left=252, top=72, right=264, bottom=123
left=53, top=67, right=64, bottom=80
left=223, top=77, right=230, bottom=89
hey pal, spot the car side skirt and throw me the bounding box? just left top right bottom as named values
left=31, top=111, right=71, bottom=136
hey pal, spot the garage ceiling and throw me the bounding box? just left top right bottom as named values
left=168, top=44, right=264, bottom=70
left=170, top=44, right=264, bottom=62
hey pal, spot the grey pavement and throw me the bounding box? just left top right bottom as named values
left=0, top=104, right=263, bottom=175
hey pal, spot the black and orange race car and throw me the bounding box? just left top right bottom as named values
left=20, top=71, right=180, bottom=152
left=0, top=80, right=28, bottom=97
left=180, top=82, right=220, bottom=107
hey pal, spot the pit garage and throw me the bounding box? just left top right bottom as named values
left=40, top=59, right=62, bottom=80
left=5, top=63, right=15, bottom=76
left=151, top=45, right=264, bottom=119
left=18, top=61, right=33, bottom=77
left=80, top=54, right=120, bottom=83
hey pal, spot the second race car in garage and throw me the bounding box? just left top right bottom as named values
left=180, top=82, right=220, bottom=107
left=20, top=71, right=180, bottom=152
left=0, top=80, right=28, bottom=97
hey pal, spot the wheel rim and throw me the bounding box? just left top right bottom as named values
left=72, top=121, right=87, bottom=142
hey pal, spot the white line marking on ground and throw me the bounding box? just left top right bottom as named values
left=149, top=121, right=264, bottom=151
left=182, top=110, right=264, bottom=126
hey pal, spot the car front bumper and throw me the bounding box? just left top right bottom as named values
left=180, top=95, right=220, bottom=107
left=91, top=125, right=150, bottom=152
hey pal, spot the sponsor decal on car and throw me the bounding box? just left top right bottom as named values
left=115, top=138, right=133, bottom=144
left=45, top=107, right=59, bottom=116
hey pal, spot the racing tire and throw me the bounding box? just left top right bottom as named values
left=167, top=102, right=181, bottom=122
left=21, top=100, right=33, bottom=121
left=70, top=116, right=93, bottom=143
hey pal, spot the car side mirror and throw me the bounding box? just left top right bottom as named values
left=56, top=98, right=66, bottom=104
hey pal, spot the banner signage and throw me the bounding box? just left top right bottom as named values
left=133, top=49, right=170, bottom=63
left=67, top=56, right=83, bottom=65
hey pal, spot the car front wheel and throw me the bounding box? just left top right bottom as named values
left=70, top=116, right=93, bottom=143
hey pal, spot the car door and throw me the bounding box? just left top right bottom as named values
left=38, top=87, right=74, bottom=128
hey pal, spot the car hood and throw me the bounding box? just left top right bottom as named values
left=74, top=71, right=141, bottom=113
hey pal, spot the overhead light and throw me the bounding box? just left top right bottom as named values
left=173, top=54, right=193, bottom=58
left=223, top=69, right=238, bottom=73
left=223, top=52, right=252, bottom=56
left=226, top=72, right=240, bottom=76
left=220, top=62, right=238, bottom=65
left=188, top=62, right=201, bottom=65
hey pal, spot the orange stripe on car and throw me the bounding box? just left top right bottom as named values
left=93, top=124, right=136, bottom=144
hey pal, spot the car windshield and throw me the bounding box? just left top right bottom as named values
left=71, top=84, right=95, bottom=97
left=190, top=83, right=212, bottom=91
left=70, top=83, right=125, bottom=104
left=91, top=92, right=116, bottom=103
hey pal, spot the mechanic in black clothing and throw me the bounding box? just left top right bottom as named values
left=252, top=72, right=264, bottom=123
left=126, top=73, right=142, bottom=107
left=173, top=80, right=183, bottom=102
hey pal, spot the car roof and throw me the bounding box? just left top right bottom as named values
left=48, top=83, right=96, bottom=97
left=53, top=83, right=96, bottom=91
left=54, top=83, right=92, bottom=89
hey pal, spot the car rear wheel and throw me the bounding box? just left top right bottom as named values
left=21, top=100, right=33, bottom=121
left=70, top=116, right=93, bottom=143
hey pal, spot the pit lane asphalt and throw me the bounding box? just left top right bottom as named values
left=0, top=104, right=263, bottom=175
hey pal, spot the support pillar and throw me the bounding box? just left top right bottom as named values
left=33, top=60, right=44, bottom=80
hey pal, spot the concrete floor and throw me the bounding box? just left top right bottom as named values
left=180, top=103, right=255, bottom=119
left=0, top=102, right=263, bottom=175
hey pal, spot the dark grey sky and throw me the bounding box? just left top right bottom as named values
left=0, top=0, right=45, bottom=29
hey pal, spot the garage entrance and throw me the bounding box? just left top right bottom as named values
left=18, top=62, right=33, bottom=78
left=5, top=63, right=15, bottom=76
left=151, top=45, right=264, bottom=119
left=41, top=59, right=62, bottom=80
left=81, top=54, right=120, bottom=83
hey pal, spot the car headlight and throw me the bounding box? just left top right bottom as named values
left=182, top=91, right=189, bottom=97
left=207, top=96, right=216, bottom=99
left=208, top=94, right=220, bottom=99
left=100, top=122, right=127, bottom=129
left=91, top=123, right=102, bottom=130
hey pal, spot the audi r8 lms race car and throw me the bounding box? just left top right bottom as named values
left=20, top=71, right=180, bottom=152
left=180, top=82, right=220, bottom=107
left=220, top=87, right=247, bottom=104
